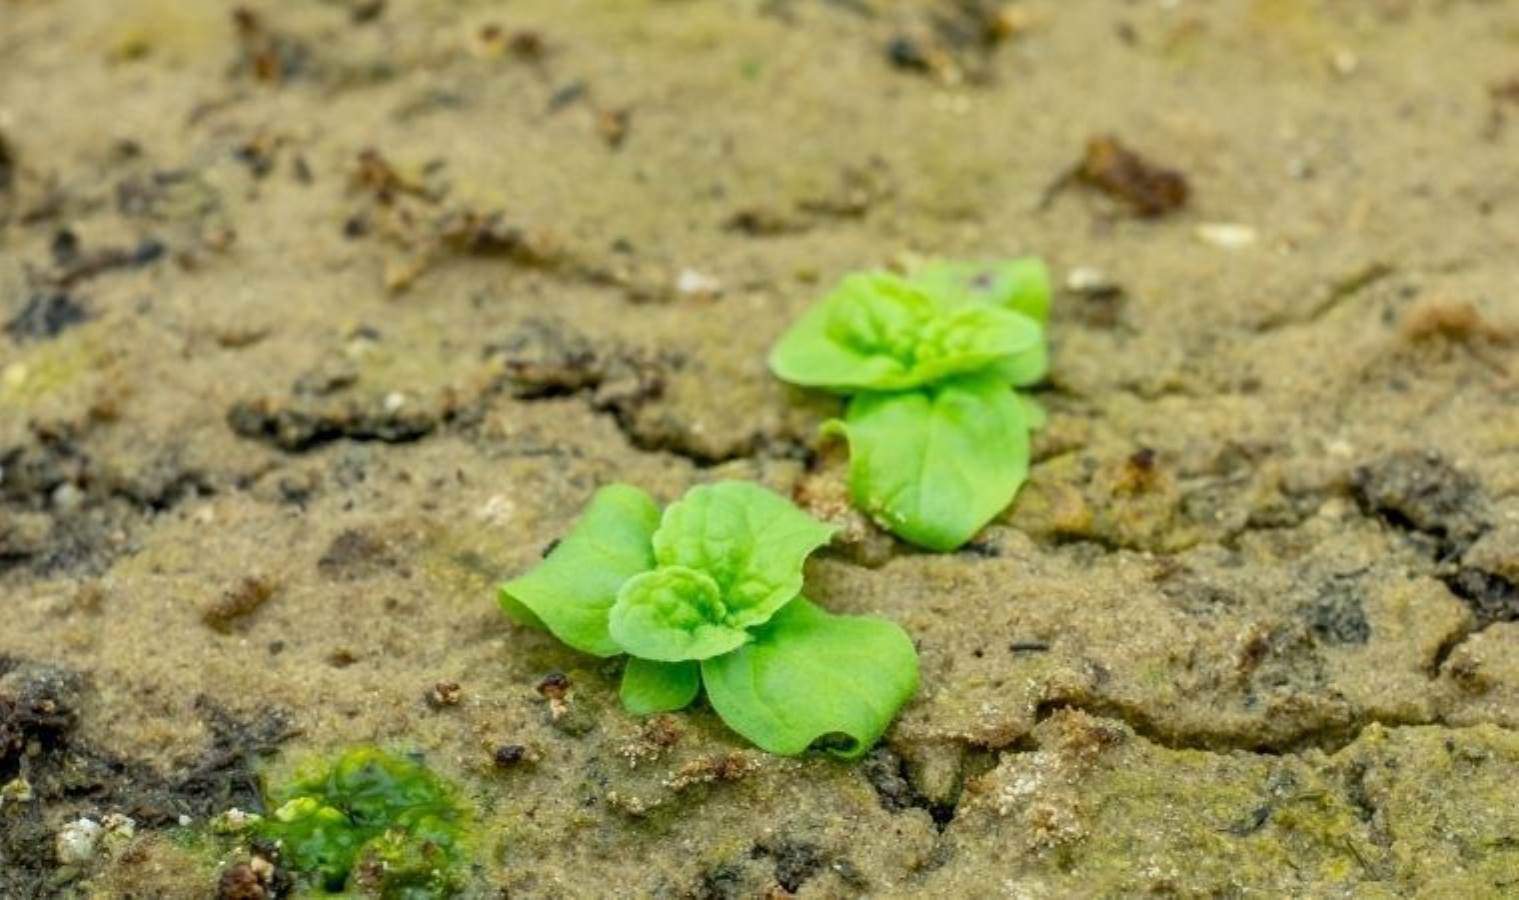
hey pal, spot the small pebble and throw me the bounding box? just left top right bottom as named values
left=536, top=672, right=571, bottom=700
left=426, top=680, right=462, bottom=708
left=1065, top=266, right=1122, bottom=297
left=50, top=482, right=84, bottom=512
left=492, top=744, right=527, bottom=768
left=211, top=808, right=263, bottom=834
left=675, top=268, right=722, bottom=299
left=1194, top=223, right=1258, bottom=249
left=55, top=818, right=102, bottom=865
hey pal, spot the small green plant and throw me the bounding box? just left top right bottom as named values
left=255, top=747, right=470, bottom=898
left=499, top=481, right=918, bottom=757
left=769, top=258, right=1051, bottom=551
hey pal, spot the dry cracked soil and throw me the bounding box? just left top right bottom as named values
left=3, top=0, right=1519, bottom=897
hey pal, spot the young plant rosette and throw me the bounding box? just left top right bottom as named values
left=498, top=481, right=919, bottom=758
left=769, top=258, right=1051, bottom=551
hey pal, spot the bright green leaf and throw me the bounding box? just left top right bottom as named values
left=651, top=481, right=835, bottom=631
left=990, top=339, right=1048, bottom=387
left=909, top=257, right=1051, bottom=324
left=768, top=271, right=1042, bottom=393
left=1017, top=391, right=1048, bottom=430
left=701, top=597, right=919, bottom=758
left=620, top=658, right=701, bottom=715
left=831, top=375, right=1031, bottom=551
left=609, top=566, right=750, bottom=661
left=768, top=272, right=934, bottom=391
left=497, top=484, right=660, bottom=657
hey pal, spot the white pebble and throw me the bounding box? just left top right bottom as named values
left=1195, top=223, right=1258, bottom=249
left=51, top=482, right=84, bottom=513
left=675, top=268, right=722, bottom=299
left=55, top=818, right=102, bottom=865
left=1065, top=266, right=1120, bottom=296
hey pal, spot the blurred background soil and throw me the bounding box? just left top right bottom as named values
left=2, top=0, right=1518, bottom=896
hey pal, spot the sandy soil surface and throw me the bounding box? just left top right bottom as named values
left=3, top=0, right=1519, bottom=896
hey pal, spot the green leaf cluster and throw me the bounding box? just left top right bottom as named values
left=769, top=258, right=1051, bottom=550
left=499, top=482, right=918, bottom=758
left=255, top=747, right=470, bottom=898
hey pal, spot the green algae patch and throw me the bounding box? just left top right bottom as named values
left=256, top=747, right=471, bottom=898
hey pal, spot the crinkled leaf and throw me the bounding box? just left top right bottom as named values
left=768, top=272, right=934, bottom=391
left=651, top=481, right=835, bottom=631
left=609, top=566, right=750, bottom=661
left=769, top=271, right=1041, bottom=393
left=909, top=257, right=1051, bottom=324
left=910, top=304, right=1043, bottom=386
left=497, top=484, right=660, bottom=657
left=701, top=597, right=919, bottom=758
left=620, top=658, right=701, bottom=715
left=831, top=375, right=1031, bottom=551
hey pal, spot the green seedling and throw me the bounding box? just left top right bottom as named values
left=769, top=258, right=1051, bottom=551
left=255, top=747, right=470, bottom=898
left=499, top=481, right=918, bottom=757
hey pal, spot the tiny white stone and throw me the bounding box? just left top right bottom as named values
left=675, top=268, right=722, bottom=298
left=383, top=391, right=406, bottom=413
left=55, top=818, right=102, bottom=865
left=1195, top=223, right=1258, bottom=249
left=51, top=482, right=84, bottom=513
left=1065, top=266, right=1119, bottom=295
left=178, top=814, right=193, bottom=827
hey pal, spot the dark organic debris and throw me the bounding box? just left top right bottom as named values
left=426, top=680, right=462, bottom=708
left=1304, top=577, right=1371, bottom=645
left=226, top=397, right=438, bottom=452
left=0, top=659, right=83, bottom=776
left=596, top=107, right=632, bottom=149
left=860, top=746, right=956, bottom=829
left=47, top=232, right=166, bottom=288
left=232, top=6, right=311, bottom=84
left=753, top=838, right=826, bottom=894
left=0, top=130, right=14, bottom=193
left=1351, top=450, right=1486, bottom=558
left=216, top=861, right=275, bottom=900
left=723, top=206, right=808, bottom=237
left=5, top=293, right=89, bottom=342
left=1049, top=134, right=1190, bottom=218
left=491, top=745, right=527, bottom=768
left=883, top=1, right=1031, bottom=83
left=1441, top=567, right=1519, bottom=629
left=202, top=576, right=279, bottom=633
left=317, top=529, right=399, bottom=580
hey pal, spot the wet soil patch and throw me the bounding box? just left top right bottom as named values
left=1, top=659, right=296, bottom=896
